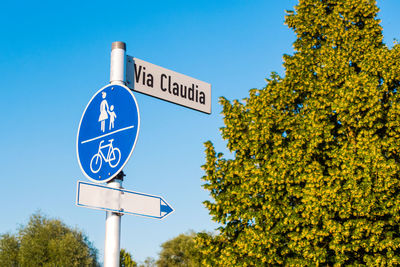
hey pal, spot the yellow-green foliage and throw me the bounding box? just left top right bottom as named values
left=196, top=0, right=400, bottom=265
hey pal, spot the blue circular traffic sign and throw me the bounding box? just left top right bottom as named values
left=77, top=84, right=140, bottom=183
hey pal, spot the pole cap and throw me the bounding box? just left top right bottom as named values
left=111, top=41, right=126, bottom=51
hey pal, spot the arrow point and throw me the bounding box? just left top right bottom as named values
left=160, top=201, right=174, bottom=215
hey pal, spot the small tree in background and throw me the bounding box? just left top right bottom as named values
left=157, top=232, right=201, bottom=267
left=197, top=0, right=400, bottom=265
left=140, top=257, right=156, bottom=267
left=0, top=212, right=99, bottom=266
left=120, top=248, right=137, bottom=267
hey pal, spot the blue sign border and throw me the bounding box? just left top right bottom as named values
left=76, top=84, right=140, bottom=183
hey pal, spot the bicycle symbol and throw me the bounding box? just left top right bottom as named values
left=90, top=139, right=121, bottom=173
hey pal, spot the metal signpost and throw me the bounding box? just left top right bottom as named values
left=76, top=41, right=211, bottom=267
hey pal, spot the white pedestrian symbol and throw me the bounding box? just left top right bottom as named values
left=90, top=139, right=121, bottom=173
left=109, top=105, right=117, bottom=130
left=98, top=92, right=117, bottom=132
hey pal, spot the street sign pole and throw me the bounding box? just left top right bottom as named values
left=104, top=41, right=126, bottom=267
left=76, top=40, right=206, bottom=266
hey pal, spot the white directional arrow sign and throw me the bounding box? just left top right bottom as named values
left=76, top=181, right=174, bottom=219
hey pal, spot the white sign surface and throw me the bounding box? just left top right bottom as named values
left=76, top=181, right=174, bottom=219
left=126, top=56, right=211, bottom=114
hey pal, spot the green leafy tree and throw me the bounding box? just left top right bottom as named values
left=120, top=248, right=137, bottom=267
left=0, top=233, right=19, bottom=266
left=156, top=232, right=201, bottom=267
left=139, top=257, right=156, bottom=267
left=197, top=0, right=400, bottom=265
left=0, top=212, right=99, bottom=266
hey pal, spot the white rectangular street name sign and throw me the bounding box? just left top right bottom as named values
left=76, top=181, right=174, bottom=219
left=126, top=56, right=211, bottom=114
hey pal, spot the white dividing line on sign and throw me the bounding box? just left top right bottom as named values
left=81, top=125, right=135, bottom=144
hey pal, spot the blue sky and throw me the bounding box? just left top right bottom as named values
left=1, top=0, right=399, bottom=264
